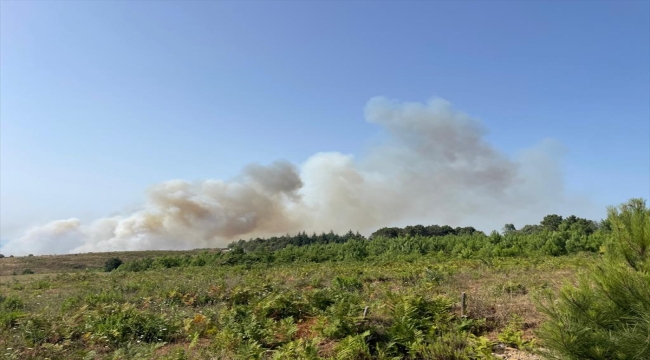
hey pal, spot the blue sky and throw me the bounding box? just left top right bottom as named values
left=1, top=0, right=649, bottom=243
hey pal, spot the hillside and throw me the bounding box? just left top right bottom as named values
left=0, top=249, right=225, bottom=277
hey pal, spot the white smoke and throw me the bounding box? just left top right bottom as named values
left=2, top=96, right=594, bottom=255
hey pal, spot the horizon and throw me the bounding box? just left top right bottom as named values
left=1, top=1, right=649, bottom=255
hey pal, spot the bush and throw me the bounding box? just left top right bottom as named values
left=537, top=198, right=650, bottom=359
left=2, top=295, right=25, bottom=311
left=21, top=316, right=54, bottom=345
left=0, top=254, right=5, bottom=258
left=22, top=268, right=34, bottom=275
left=85, top=304, right=179, bottom=345
left=498, top=315, right=533, bottom=350
left=104, top=257, right=123, bottom=272
left=0, top=311, right=23, bottom=329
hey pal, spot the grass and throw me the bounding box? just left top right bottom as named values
left=0, top=250, right=597, bottom=359
left=0, top=249, right=224, bottom=277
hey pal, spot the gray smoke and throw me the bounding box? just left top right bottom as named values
left=2, top=96, right=593, bottom=255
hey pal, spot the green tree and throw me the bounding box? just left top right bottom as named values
left=519, top=224, right=543, bottom=234
left=370, top=227, right=402, bottom=239
left=537, top=198, right=650, bottom=359
left=606, top=198, right=650, bottom=271
left=541, top=214, right=563, bottom=231
left=104, top=257, right=123, bottom=272
left=502, top=224, right=516, bottom=234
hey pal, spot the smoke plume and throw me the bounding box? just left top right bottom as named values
left=2, top=97, right=592, bottom=255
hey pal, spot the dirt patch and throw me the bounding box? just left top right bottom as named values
left=317, top=339, right=337, bottom=358
left=153, top=339, right=211, bottom=357
left=494, top=347, right=540, bottom=360
left=296, top=317, right=319, bottom=339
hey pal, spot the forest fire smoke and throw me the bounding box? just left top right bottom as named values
left=3, top=97, right=590, bottom=255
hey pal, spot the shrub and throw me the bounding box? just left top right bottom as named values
left=385, top=294, right=453, bottom=351
left=21, top=316, right=54, bottom=345
left=258, top=292, right=307, bottom=320
left=104, top=257, right=123, bottom=272
left=22, top=268, right=34, bottom=275
left=2, top=295, right=25, bottom=311
left=272, top=338, right=320, bottom=359
left=537, top=198, right=650, bottom=359
left=333, top=276, right=363, bottom=292
left=307, top=289, right=335, bottom=311
left=498, top=315, right=533, bottom=350
left=0, top=253, right=4, bottom=258
left=0, top=311, right=23, bottom=329
left=119, top=257, right=154, bottom=272
left=494, top=281, right=527, bottom=296
left=85, top=304, right=179, bottom=346
left=335, top=331, right=371, bottom=360
left=31, top=279, right=51, bottom=290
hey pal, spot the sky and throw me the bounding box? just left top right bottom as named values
left=1, top=1, right=649, bottom=253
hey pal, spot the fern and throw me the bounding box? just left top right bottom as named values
left=336, top=331, right=371, bottom=360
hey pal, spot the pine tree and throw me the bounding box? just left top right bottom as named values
left=537, top=198, right=650, bottom=359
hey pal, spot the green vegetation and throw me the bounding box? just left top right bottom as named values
left=537, top=199, right=650, bottom=359
left=3, top=253, right=585, bottom=359
left=104, top=258, right=124, bottom=273
left=0, top=249, right=206, bottom=276
left=0, top=200, right=647, bottom=359
left=114, top=212, right=607, bottom=274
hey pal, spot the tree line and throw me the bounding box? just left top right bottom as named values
left=227, top=212, right=603, bottom=255
left=116, top=212, right=609, bottom=272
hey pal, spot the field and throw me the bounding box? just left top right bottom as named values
left=0, top=248, right=597, bottom=360
left=0, top=249, right=220, bottom=278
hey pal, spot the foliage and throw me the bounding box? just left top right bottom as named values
left=537, top=198, right=650, bottom=359
left=497, top=315, right=533, bottom=350
left=230, top=230, right=365, bottom=253
left=2, top=200, right=644, bottom=359
left=0, top=253, right=579, bottom=359
left=116, top=224, right=609, bottom=273
left=370, top=225, right=481, bottom=239
left=84, top=303, right=180, bottom=346
left=540, top=215, right=562, bottom=232
left=1, top=295, right=25, bottom=330
left=104, top=257, right=124, bottom=272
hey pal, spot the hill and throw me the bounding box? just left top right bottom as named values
left=0, top=249, right=224, bottom=277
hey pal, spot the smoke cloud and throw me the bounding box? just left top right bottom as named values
left=2, top=97, right=593, bottom=255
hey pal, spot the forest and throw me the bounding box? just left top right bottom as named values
left=117, top=213, right=606, bottom=273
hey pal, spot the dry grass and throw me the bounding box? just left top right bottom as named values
left=0, top=248, right=223, bottom=276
